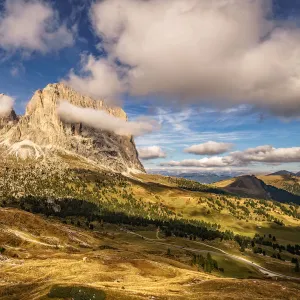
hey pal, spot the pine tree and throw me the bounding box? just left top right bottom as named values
left=205, top=253, right=213, bottom=273
left=207, top=252, right=212, bottom=261
left=295, top=261, right=300, bottom=273
left=204, top=260, right=212, bottom=273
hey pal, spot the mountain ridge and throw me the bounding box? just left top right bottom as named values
left=0, top=83, right=145, bottom=174
left=215, top=175, right=300, bottom=204
left=268, top=170, right=298, bottom=176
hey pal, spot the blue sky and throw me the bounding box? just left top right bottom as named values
left=1, top=0, right=300, bottom=174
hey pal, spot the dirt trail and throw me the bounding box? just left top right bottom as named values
left=4, top=228, right=61, bottom=248
left=124, top=230, right=300, bottom=281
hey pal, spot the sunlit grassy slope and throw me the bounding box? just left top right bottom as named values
left=1, top=156, right=299, bottom=244
left=132, top=173, right=300, bottom=244
left=1, top=157, right=300, bottom=299
left=0, top=208, right=300, bottom=300
left=214, top=174, right=300, bottom=196
left=257, top=175, right=300, bottom=196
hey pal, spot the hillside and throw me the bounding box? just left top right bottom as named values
left=268, top=170, right=296, bottom=176
left=223, top=175, right=270, bottom=199
left=0, top=158, right=300, bottom=298
left=1, top=208, right=300, bottom=300
left=214, top=175, right=300, bottom=204
left=1, top=158, right=299, bottom=244
left=0, top=85, right=300, bottom=299
left=258, top=175, right=300, bottom=196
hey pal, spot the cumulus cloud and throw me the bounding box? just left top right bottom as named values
left=0, top=0, right=74, bottom=53
left=57, top=101, right=159, bottom=136
left=161, top=157, right=230, bottom=168
left=64, top=55, right=125, bottom=101
left=231, top=145, right=300, bottom=164
left=138, top=146, right=166, bottom=160
left=0, top=94, right=14, bottom=117
left=68, top=0, right=300, bottom=117
left=162, top=145, right=300, bottom=168
left=184, top=141, right=233, bottom=155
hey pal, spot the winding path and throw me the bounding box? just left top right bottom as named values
left=123, top=229, right=300, bottom=281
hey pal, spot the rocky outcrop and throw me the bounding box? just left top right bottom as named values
left=0, top=83, right=145, bottom=173
left=0, top=109, right=18, bottom=132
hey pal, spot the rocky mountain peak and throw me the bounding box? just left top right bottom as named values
left=0, top=83, right=145, bottom=173
left=0, top=109, right=18, bottom=131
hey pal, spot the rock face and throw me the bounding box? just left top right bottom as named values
left=0, top=83, right=145, bottom=173
left=0, top=109, right=18, bottom=131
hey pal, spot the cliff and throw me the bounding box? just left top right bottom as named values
left=0, top=83, right=145, bottom=173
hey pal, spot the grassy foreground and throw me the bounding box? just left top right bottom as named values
left=0, top=208, right=300, bottom=300
left=0, top=158, right=300, bottom=299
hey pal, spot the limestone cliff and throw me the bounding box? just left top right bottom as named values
left=0, top=83, right=145, bottom=173
left=0, top=109, right=18, bottom=132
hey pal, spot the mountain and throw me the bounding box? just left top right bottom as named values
left=296, top=172, right=300, bottom=177
left=216, top=175, right=300, bottom=204
left=223, top=175, right=270, bottom=199
left=1, top=85, right=300, bottom=298
left=176, top=172, right=232, bottom=184
left=151, top=170, right=237, bottom=184
left=268, top=170, right=295, bottom=176
left=0, top=83, right=144, bottom=173
left=258, top=173, right=300, bottom=196
left=0, top=107, right=18, bottom=131
left=1, top=146, right=300, bottom=297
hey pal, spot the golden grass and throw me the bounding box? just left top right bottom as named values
left=129, top=174, right=300, bottom=245
left=212, top=178, right=235, bottom=188
left=0, top=208, right=299, bottom=300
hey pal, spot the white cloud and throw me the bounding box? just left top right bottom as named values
left=184, top=141, right=233, bottom=155
left=231, top=145, right=300, bottom=164
left=57, top=101, right=159, bottom=136
left=0, top=0, right=74, bottom=53
left=138, top=146, right=166, bottom=160
left=64, top=55, right=125, bottom=101
left=161, top=157, right=230, bottom=168
left=156, top=107, right=193, bottom=133
left=0, top=94, right=14, bottom=117
left=162, top=145, right=300, bottom=168
left=76, top=0, right=300, bottom=117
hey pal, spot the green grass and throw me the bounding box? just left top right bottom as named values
left=115, top=230, right=264, bottom=279
left=241, top=251, right=299, bottom=278
left=212, top=255, right=262, bottom=279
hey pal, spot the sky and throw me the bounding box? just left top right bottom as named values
left=0, top=0, right=300, bottom=174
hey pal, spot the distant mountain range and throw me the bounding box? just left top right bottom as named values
left=268, top=170, right=300, bottom=177
left=151, top=170, right=243, bottom=184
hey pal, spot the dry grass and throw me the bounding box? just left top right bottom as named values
left=129, top=174, right=300, bottom=245
left=0, top=208, right=300, bottom=300
left=212, top=178, right=236, bottom=188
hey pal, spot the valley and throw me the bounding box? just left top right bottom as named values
left=0, top=208, right=300, bottom=300
left=1, top=156, right=300, bottom=299
left=0, top=84, right=300, bottom=299
left=1, top=1, right=300, bottom=299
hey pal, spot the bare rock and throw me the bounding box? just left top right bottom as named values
left=0, top=83, right=145, bottom=173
